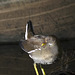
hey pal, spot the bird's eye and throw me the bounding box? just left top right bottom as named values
left=52, top=38, right=56, bottom=42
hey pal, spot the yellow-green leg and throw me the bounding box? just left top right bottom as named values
left=33, top=63, right=39, bottom=75
left=40, top=65, right=46, bottom=75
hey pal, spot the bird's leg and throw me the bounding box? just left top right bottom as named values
left=33, top=63, right=39, bottom=75
left=40, top=64, right=46, bottom=75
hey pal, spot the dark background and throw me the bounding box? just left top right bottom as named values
left=0, top=0, right=75, bottom=75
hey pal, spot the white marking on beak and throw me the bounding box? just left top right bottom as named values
left=25, top=23, right=28, bottom=40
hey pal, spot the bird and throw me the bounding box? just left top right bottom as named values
left=20, top=20, right=61, bottom=75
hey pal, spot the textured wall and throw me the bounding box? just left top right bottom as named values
left=0, top=0, right=75, bottom=42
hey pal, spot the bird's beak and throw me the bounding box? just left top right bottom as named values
left=41, top=43, right=46, bottom=46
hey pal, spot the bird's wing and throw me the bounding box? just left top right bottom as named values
left=19, top=40, right=35, bottom=53
left=28, top=35, right=45, bottom=46
left=19, top=35, right=46, bottom=53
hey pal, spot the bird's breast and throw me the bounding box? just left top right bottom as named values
left=29, top=44, right=58, bottom=64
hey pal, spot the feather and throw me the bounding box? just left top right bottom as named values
left=19, top=40, right=35, bottom=53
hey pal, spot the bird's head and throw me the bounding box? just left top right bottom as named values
left=45, top=36, right=57, bottom=46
